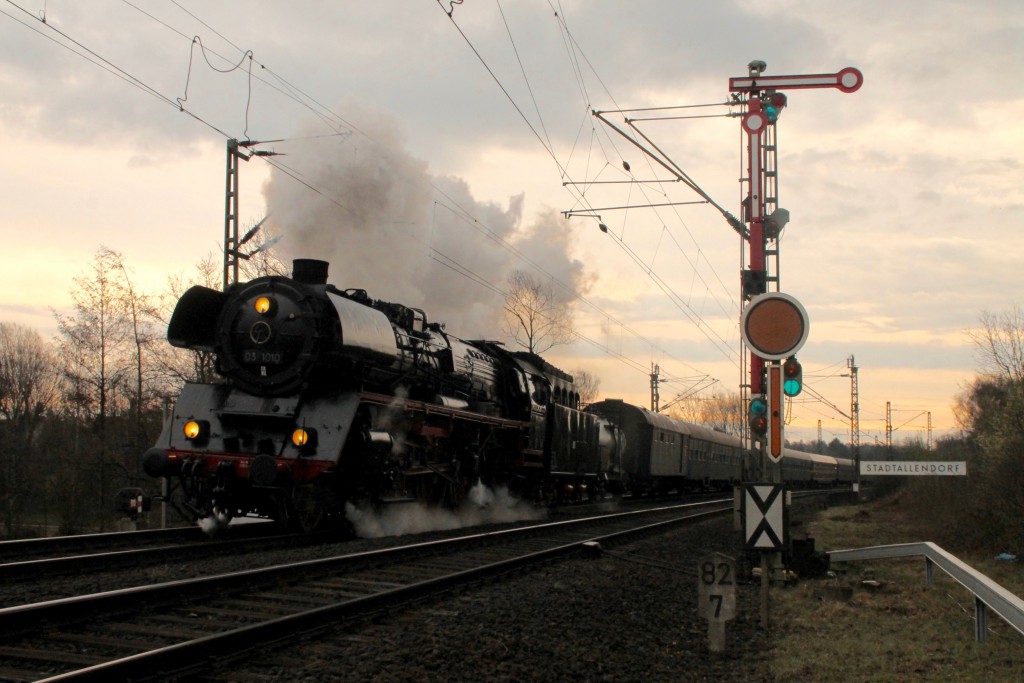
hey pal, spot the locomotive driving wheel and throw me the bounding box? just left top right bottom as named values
left=289, top=478, right=346, bottom=533
left=289, top=484, right=325, bottom=533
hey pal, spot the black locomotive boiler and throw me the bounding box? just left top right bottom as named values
left=143, top=259, right=610, bottom=531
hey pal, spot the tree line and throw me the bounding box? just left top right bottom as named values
left=0, top=247, right=283, bottom=536
left=3, top=244, right=1017, bottom=549
left=897, top=306, right=1024, bottom=553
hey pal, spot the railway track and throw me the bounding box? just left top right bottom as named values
left=0, top=523, right=318, bottom=584
left=0, top=523, right=277, bottom=563
left=0, top=499, right=732, bottom=681
left=0, top=493, right=720, bottom=586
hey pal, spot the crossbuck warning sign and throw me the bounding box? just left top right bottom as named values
left=744, top=484, right=787, bottom=551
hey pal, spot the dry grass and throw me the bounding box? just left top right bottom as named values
left=770, top=492, right=1024, bottom=682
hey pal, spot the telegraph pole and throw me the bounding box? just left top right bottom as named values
left=650, top=363, right=661, bottom=412
left=886, top=401, right=893, bottom=451
left=847, top=354, right=861, bottom=494
left=223, top=139, right=280, bottom=290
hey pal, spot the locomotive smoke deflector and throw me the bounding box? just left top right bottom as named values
left=167, top=285, right=226, bottom=351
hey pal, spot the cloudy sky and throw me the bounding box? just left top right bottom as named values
left=1, top=0, right=1020, bottom=445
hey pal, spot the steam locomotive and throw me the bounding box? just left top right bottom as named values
left=142, top=259, right=853, bottom=532
left=143, top=259, right=610, bottom=531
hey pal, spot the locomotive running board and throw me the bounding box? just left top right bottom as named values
left=358, top=391, right=530, bottom=430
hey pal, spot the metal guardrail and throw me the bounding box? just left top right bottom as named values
left=828, top=542, right=1024, bottom=643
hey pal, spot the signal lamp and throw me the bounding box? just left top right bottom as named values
left=783, top=357, right=803, bottom=397
left=748, top=396, right=768, bottom=436
left=183, top=420, right=210, bottom=441
left=254, top=296, right=275, bottom=316
left=763, top=91, right=787, bottom=123
left=291, top=427, right=318, bottom=450
left=764, top=207, right=790, bottom=239
left=741, top=269, right=767, bottom=299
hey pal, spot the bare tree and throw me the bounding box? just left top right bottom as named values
left=968, top=306, right=1024, bottom=383
left=51, top=248, right=162, bottom=531
left=503, top=270, right=574, bottom=354
left=104, top=248, right=164, bottom=444
left=937, top=308, right=1024, bottom=550
left=571, top=368, right=601, bottom=404
left=666, top=390, right=743, bottom=436
left=0, top=323, right=60, bottom=442
left=54, top=248, right=135, bottom=437
left=149, top=254, right=222, bottom=392
left=0, top=323, right=61, bottom=533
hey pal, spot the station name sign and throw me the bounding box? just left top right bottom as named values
left=860, top=461, right=967, bottom=476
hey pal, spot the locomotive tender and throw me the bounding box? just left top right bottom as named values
left=142, top=259, right=853, bottom=532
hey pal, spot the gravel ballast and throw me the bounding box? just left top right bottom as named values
left=209, top=513, right=778, bottom=682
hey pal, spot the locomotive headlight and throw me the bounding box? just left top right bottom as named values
left=291, top=427, right=318, bottom=449
left=183, top=420, right=210, bottom=441
left=254, top=296, right=275, bottom=316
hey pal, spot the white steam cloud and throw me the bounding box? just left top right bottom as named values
left=197, top=510, right=231, bottom=536
left=345, top=480, right=546, bottom=539
left=262, top=100, right=592, bottom=340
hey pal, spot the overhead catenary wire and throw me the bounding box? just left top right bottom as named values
left=439, top=2, right=742, bottom=370
left=1, top=0, right=233, bottom=139
left=6, top=0, right=728, bottom=391
left=543, top=5, right=743, bottom=327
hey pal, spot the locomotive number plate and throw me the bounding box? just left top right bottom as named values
left=243, top=350, right=283, bottom=365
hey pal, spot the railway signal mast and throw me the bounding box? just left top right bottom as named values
left=733, top=63, right=862, bottom=625
left=732, top=61, right=862, bottom=480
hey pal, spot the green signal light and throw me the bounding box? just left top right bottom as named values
left=763, top=92, right=787, bottom=124
left=749, top=397, right=768, bottom=416
left=748, top=396, right=768, bottom=436
left=782, top=357, right=802, bottom=397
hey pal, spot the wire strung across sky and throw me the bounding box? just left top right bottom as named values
left=438, top=1, right=744, bottom=380
left=3, top=0, right=735, bottom=393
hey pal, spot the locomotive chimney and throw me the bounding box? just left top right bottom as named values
left=292, top=259, right=329, bottom=285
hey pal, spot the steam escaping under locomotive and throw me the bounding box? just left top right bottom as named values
left=142, top=259, right=854, bottom=533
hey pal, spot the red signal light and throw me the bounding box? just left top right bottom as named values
left=749, top=396, right=768, bottom=437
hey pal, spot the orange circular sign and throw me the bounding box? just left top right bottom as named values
left=741, top=292, right=809, bottom=360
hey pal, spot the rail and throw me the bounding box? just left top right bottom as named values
left=828, top=542, right=1024, bottom=643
